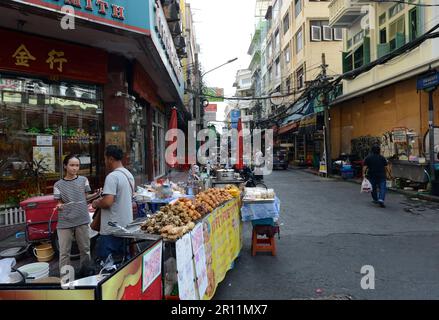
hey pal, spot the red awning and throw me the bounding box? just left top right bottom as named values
left=278, top=121, right=299, bottom=135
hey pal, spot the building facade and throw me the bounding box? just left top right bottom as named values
left=0, top=0, right=191, bottom=206
left=329, top=0, right=439, bottom=166
left=252, top=0, right=343, bottom=167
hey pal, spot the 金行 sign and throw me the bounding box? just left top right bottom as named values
left=0, top=29, right=108, bottom=83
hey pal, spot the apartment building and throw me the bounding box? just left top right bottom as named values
left=329, top=0, right=439, bottom=163
left=248, top=0, right=271, bottom=122
left=282, top=0, right=343, bottom=102
left=258, top=0, right=344, bottom=167
left=232, top=69, right=253, bottom=132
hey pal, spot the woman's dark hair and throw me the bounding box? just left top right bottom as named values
left=63, top=154, right=80, bottom=167
left=371, top=144, right=381, bottom=155
left=105, top=145, right=124, bottom=161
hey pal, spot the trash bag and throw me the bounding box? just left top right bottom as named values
left=361, top=178, right=372, bottom=193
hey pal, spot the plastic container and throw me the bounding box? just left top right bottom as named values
left=341, top=169, right=354, bottom=179
left=20, top=195, right=58, bottom=241
left=18, top=262, right=50, bottom=282
left=33, top=243, right=54, bottom=262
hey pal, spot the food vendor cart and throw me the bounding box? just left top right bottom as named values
left=0, top=238, right=163, bottom=300
left=241, top=188, right=280, bottom=256
left=0, top=187, right=243, bottom=300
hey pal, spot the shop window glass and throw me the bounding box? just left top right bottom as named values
left=0, top=75, right=103, bottom=205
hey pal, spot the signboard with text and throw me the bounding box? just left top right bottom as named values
left=230, top=109, right=241, bottom=129
left=417, top=72, right=439, bottom=91
left=150, top=0, right=184, bottom=102
left=15, top=0, right=151, bottom=34
left=0, top=29, right=108, bottom=83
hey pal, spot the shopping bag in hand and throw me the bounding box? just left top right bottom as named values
left=361, top=178, right=372, bottom=193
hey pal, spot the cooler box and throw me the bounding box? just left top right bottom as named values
left=341, top=165, right=354, bottom=179
left=20, top=195, right=58, bottom=242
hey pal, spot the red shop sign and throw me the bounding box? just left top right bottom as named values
left=0, top=28, right=108, bottom=84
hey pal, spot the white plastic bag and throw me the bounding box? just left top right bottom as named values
left=361, top=178, right=372, bottom=193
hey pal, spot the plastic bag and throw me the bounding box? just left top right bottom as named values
left=361, top=178, right=372, bottom=193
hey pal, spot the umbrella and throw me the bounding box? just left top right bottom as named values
left=167, top=107, right=178, bottom=169
left=236, top=118, right=244, bottom=170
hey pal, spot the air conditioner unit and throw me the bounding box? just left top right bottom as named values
left=168, top=21, right=182, bottom=36
left=173, top=35, right=186, bottom=49
left=163, top=2, right=179, bottom=22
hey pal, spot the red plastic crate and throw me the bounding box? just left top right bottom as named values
left=20, top=195, right=58, bottom=242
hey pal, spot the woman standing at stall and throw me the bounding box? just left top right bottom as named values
left=54, top=154, right=96, bottom=277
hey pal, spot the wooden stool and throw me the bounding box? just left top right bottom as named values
left=251, top=225, right=278, bottom=256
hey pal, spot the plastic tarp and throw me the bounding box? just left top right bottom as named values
left=241, top=197, right=281, bottom=222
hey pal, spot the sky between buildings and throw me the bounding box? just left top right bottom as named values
left=187, top=0, right=256, bottom=130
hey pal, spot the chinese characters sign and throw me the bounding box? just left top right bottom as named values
left=0, top=29, right=108, bottom=83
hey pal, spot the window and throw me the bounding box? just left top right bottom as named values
left=380, top=28, right=387, bottom=44
left=353, top=31, right=364, bottom=45
left=283, top=12, right=290, bottom=34
left=311, top=21, right=335, bottom=41
left=273, top=0, right=280, bottom=20
left=389, top=15, right=405, bottom=40
left=268, top=67, right=272, bottom=84
left=0, top=75, right=104, bottom=199
left=286, top=77, right=291, bottom=93
left=296, top=27, right=303, bottom=54
left=295, top=0, right=302, bottom=18
left=267, top=40, right=272, bottom=58
left=275, top=58, right=280, bottom=79
left=323, top=25, right=332, bottom=41
left=284, top=45, right=291, bottom=64
left=379, top=13, right=386, bottom=26
left=347, top=38, right=353, bottom=49
left=409, top=7, right=419, bottom=41
left=296, top=67, right=304, bottom=89
left=389, top=3, right=405, bottom=19
left=353, top=45, right=364, bottom=69
left=311, top=25, right=322, bottom=41
left=333, top=28, right=343, bottom=41
left=275, top=29, right=280, bottom=52
left=241, top=78, right=251, bottom=86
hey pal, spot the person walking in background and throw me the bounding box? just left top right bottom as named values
left=363, top=145, right=392, bottom=208
left=54, top=154, right=98, bottom=277
left=92, top=145, right=134, bottom=263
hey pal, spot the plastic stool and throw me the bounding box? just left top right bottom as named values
left=251, top=225, right=278, bottom=256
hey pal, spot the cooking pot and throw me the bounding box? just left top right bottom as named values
left=216, top=169, right=235, bottom=181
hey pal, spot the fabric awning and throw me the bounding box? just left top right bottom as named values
left=278, top=121, right=300, bottom=135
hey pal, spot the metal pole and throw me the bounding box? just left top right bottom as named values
left=429, top=90, right=436, bottom=182
left=322, top=53, right=332, bottom=175
left=59, top=125, right=63, bottom=180
left=194, top=53, right=201, bottom=132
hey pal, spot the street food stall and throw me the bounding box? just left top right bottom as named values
left=241, top=188, right=280, bottom=256
left=0, top=184, right=243, bottom=300
left=211, top=169, right=245, bottom=188
left=138, top=186, right=242, bottom=300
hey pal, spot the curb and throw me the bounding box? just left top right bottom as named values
left=300, top=168, right=439, bottom=204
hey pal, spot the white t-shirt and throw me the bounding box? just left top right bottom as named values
left=100, top=168, right=134, bottom=235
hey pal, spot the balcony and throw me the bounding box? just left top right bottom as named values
left=329, top=0, right=368, bottom=28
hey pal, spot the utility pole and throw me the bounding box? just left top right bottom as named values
left=428, top=88, right=436, bottom=182
left=322, top=53, right=332, bottom=176
left=194, top=52, right=201, bottom=133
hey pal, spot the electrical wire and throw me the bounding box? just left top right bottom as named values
left=368, top=0, right=439, bottom=7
